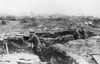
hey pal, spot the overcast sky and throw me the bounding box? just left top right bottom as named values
left=0, top=0, right=100, bottom=17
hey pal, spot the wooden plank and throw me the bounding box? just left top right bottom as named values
left=92, top=55, right=100, bottom=64
left=3, top=40, right=9, bottom=54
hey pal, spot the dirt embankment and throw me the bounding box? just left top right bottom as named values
left=0, top=53, right=47, bottom=64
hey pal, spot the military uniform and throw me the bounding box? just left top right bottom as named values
left=79, top=27, right=87, bottom=39
left=73, top=28, right=81, bottom=39
left=28, top=31, right=41, bottom=51
left=28, top=30, right=45, bottom=62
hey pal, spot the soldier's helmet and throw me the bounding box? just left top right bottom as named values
left=29, top=29, right=35, bottom=33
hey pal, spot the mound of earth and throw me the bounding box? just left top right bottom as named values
left=62, top=36, right=100, bottom=64
left=0, top=52, right=47, bottom=64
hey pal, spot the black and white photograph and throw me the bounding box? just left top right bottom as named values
left=0, top=0, right=100, bottom=64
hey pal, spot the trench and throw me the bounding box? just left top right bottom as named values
left=36, top=44, right=79, bottom=64
left=49, top=52, right=78, bottom=64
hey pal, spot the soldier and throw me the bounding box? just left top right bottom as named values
left=28, top=30, right=40, bottom=52
left=79, top=27, right=87, bottom=39
left=28, top=30, right=45, bottom=62
left=73, top=28, right=81, bottom=39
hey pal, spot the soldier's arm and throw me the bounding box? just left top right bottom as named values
left=28, top=36, right=34, bottom=42
left=28, top=36, right=35, bottom=48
